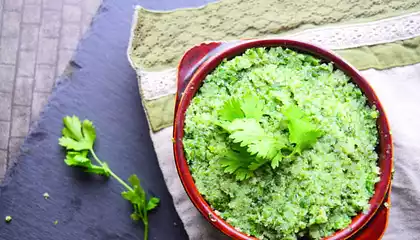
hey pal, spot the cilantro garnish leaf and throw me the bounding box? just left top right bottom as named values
left=220, top=149, right=255, bottom=181
left=62, top=115, right=83, bottom=140
left=217, top=97, right=323, bottom=180
left=122, top=174, right=160, bottom=238
left=64, top=151, right=110, bottom=176
left=59, top=116, right=159, bottom=240
left=227, top=119, right=277, bottom=159
left=270, top=152, right=284, bottom=169
left=59, top=116, right=96, bottom=151
left=146, top=197, right=160, bottom=211
left=219, top=98, right=244, bottom=121
left=240, top=93, right=265, bottom=121
left=219, top=93, right=265, bottom=122
left=219, top=118, right=288, bottom=178
left=227, top=119, right=263, bottom=145
left=282, top=104, right=323, bottom=155
left=226, top=118, right=287, bottom=162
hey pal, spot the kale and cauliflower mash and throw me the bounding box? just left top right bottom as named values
left=183, top=47, right=380, bottom=239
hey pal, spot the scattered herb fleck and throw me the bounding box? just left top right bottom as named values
left=5, top=216, right=12, bottom=223
left=43, top=192, right=50, bottom=199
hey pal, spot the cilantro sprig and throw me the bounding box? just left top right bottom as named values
left=218, top=94, right=323, bottom=180
left=282, top=104, right=323, bottom=155
left=59, top=116, right=159, bottom=240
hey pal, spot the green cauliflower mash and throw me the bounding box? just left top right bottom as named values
left=183, top=47, right=380, bottom=239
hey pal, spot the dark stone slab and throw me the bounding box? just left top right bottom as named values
left=0, top=0, right=215, bottom=239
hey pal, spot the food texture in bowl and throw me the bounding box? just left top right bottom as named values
left=182, top=47, right=380, bottom=239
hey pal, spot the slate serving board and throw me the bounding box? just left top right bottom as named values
left=0, top=0, right=214, bottom=239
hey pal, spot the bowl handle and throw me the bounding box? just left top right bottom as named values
left=175, top=42, right=223, bottom=110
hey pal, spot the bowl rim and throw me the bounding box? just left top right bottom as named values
left=173, top=38, right=393, bottom=240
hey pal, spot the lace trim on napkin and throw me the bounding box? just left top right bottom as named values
left=139, top=12, right=420, bottom=101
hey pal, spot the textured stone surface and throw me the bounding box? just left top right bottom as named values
left=36, top=37, right=59, bottom=64
left=20, top=25, right=40, bottom=50
left=57, top=49, right=73, bottom=75
left=11, top=106, right=31, bottom=137
left=34, top=64, right=56, bottom=92
left=0, top=0, right=102, bottom=176
left=42, top=0, right=63, bottom=11
left=0, top=92, right=12, bottom=121
left=63, top=4, right=82, bottom=23
left=13, top=77, right=34, bottom=105
left=17, top=50, right=37, bottom=77
left=4, top=0, right=23, bottom=12
left=0, top=38, right=19, bottom=64
left=40, top=10, right=61, bottom=38
left=31, top=92, right=49, bottom=122
left=0, top=150, right=6, bottom=180
left=0, top=122, right=10, bottom=150
left=0, top=65, right=16, bottom=92
left=22, top=5, right=41, bottom=23
left=1, top=11, right=21, bottom=37
left=65, top=0, right=81, bottom=4
left=60, top=23, right=81, bottom=49
left=25, top=0, right=42, bottom=5
left=7, top=137, right=24, bottom=166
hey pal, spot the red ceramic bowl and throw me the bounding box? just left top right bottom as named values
left=173, top=39, right=393, bottom=240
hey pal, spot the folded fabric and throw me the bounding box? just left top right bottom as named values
left=128, top=2, right=420, bottom=239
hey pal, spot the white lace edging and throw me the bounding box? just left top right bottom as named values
left=135, top=11, right=420, bottom=101
left=284, top=12, right=420, bottom=50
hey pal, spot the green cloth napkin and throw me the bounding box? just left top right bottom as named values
left=129, top=0, right=420, bottom=71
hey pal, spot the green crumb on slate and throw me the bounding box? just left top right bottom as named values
left=43, top=192, right=50, bottom=199
left=54, top=220, right=58, bottom=225
left=5, top=216, right=12, bottom=223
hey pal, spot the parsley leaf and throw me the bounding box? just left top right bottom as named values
left=59, top=116, right=159, bottom=240
left=59, top=116, right=96, bottom=151
left=219, top=118, right=288, bottom=178
left=219, top=98, right=244, bottom=121
left=282, top=104, right=323, bottom=155
left=122, top=174, right=160, bottom=239
left=240, top=93, right=265, bottom=121
left=227, top=119, right=277, bottom=159
left=219, top=93, right=265, bottom=122
left=217, top=97, right=323, bottom=180
left=220, top=148, right=255, bottom=181
left=146, top=197, right=160, bottom=211
left=227, top=119, right=287, bottom=162
left=270, top=152, right=284, bottom=169
left=64, top=150, right=110, bottom=176
left=122, top=175, right=159, bottom=215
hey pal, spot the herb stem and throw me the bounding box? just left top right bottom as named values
left=143, top=220, right=149, bottom=240
left=89, top=148, right=134, bottom=192
left=109, top=170, right=134, bottom=192
left=89, top=148, right=104, bottom=165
